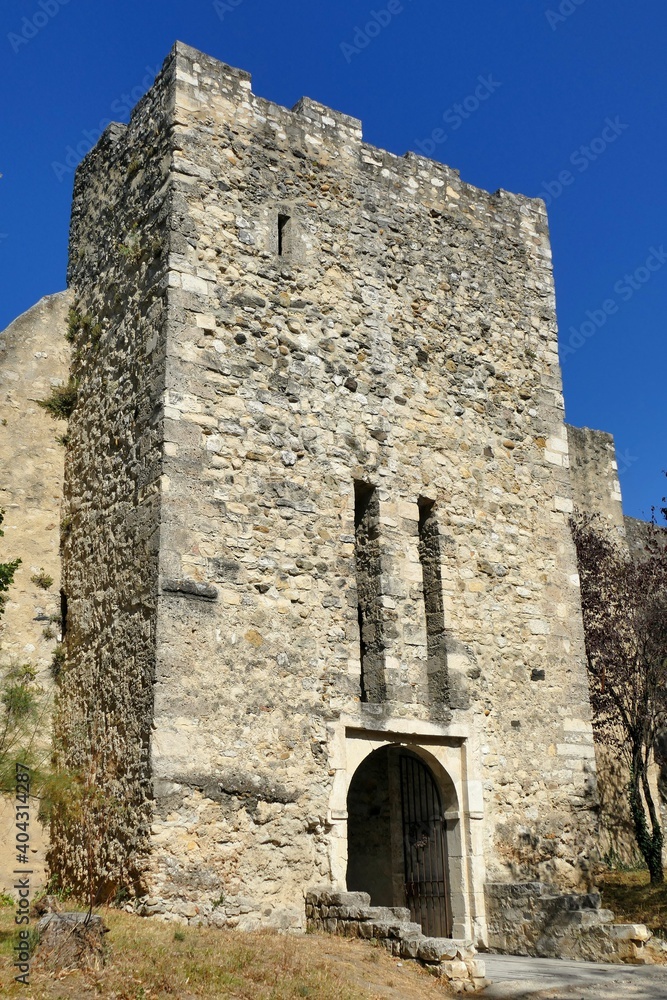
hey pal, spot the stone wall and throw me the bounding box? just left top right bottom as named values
left=486, top=882, right=667, bottom=964
left=146, top=42, right=597, bottom=928
left=567, top=425, right=625, bottom=533
left=58, top=41, right=601, bottom=938
left=567, top=425, right=667, bottom=867
left=50, top=66, right=173, bottom=895
left=0, top=291, right=70, bottom=895
left=0, top=292, right=71, bottom=668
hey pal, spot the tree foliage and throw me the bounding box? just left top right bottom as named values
left=0, top=661, right=50, bottom=791
left=572, top=512, right=667, bottom=884
left=0, top=509, right=50, bottom=791
left=0, top=506, right=123, bottom=913
left=0, top=509, right=20, bottom=617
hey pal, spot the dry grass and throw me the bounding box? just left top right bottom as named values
left=0, top=907, right=454, bottom=999
left=596, top=867, right=667, bottom=937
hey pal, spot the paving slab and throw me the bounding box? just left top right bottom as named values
left=483, top=954, right=667, bottom=999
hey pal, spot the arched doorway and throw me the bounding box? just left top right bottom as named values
left=346, top=745, right=453, bottom=938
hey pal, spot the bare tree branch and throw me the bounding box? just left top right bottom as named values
left=571, top=512, right=667, bottom=884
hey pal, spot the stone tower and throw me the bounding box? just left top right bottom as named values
left=53, top=42, right=599, bottom=944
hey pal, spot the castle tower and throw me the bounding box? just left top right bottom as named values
left=53, top=42, right=598, bottom=943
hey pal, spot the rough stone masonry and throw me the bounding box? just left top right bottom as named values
left=38, top=40, right=619, bottom=950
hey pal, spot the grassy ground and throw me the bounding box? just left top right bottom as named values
left=596, top=867, right=667, bottom=937
left=0, top=906, right=454, bottom=1000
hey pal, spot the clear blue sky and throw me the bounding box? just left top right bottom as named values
left=1, top=0, right=665, bottom=520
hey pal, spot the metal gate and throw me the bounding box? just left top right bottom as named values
left=399, top=751, right=452, bottom=938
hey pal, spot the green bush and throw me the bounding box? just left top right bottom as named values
left=0, top=660, right=46, bottom=793
left=30, top=570, right=53, bottom=590
left=38, top=379, right=78, bottom=420
left=51, top=644, right=66, bottom=678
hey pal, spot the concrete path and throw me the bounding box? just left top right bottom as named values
left=483, top=954, right=667, bottom=999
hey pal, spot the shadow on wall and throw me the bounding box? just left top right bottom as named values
left=0, top=796, right=49, bottom=896
left=596, top=743, right=654, bottom=868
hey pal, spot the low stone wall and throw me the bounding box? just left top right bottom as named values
left=486, top=882, right=667, bottom=965
left=306, top=890, right=487, bottom=992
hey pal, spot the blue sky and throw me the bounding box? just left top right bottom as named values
left=1, top=0, right=665, bottom=520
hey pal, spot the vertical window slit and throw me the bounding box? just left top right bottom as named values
left=60, top=589, right=68, bottom=639
left=278, top=214, right=290, bottom=256
left=418, top=499, right=448, bottom=706
left=354, top=481, right=386, bottom=703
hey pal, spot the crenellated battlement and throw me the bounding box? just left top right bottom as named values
left=164, top=41, right=541, bottom=229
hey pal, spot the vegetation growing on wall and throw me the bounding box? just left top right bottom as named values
left=0, top=510, right=50, bottom=790
left=0, top=509, right=20, bottom=617
left=45, top=747, right=131, bottom=911
left=66, top=307, right=102, bottom=347
left=30, top=569, right=54, bottom=590
left=38, top=379, right=79, bottom=420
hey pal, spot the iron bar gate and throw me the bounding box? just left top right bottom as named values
left=399, top=751, right=452, bottom=938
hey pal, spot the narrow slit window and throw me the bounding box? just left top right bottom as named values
left=418, top=499, right=448, bottom=706
left=60, top=590, right=68, bottom=639
left=354, top=481, right=386, bottom=703
left=278, top=214, right=291, bottom=256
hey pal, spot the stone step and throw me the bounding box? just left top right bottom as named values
left=307, top=889, right=479, bottom=991
left=560, top=908, right=616, bottom=927
left=542, top=892, right=602, bottom=911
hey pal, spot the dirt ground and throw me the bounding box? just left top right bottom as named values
left=0, top=906, right=456, bottom=999
left=4, top=905, right=667, bottom=1000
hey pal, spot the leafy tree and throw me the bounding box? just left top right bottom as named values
left=46, top=754, right=129, bottom=914
left=0, top=661, right=48, bottom=791
left=0, top=509, right=51, bottom=790
left=0, top=509, right=20, bottom=617
left=571, top=513, right=667, bottom=884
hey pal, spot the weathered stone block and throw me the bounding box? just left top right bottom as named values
left=399, top=935, right=421, bottom=959
left=417, top=937, right=459, bottom=962
left=441, top=960, right=469, bottom=980
left=611, top=923, right=652, bottom=942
